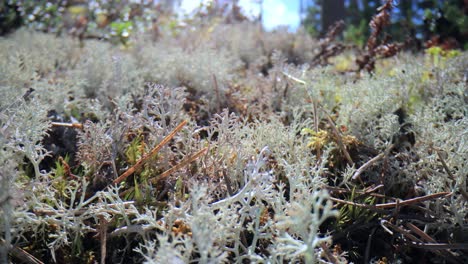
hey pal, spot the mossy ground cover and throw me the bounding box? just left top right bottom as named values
left=1, top=7, right=467, bottom=264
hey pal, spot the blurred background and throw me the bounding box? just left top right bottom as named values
left=1, top=0, right=467, bottom=49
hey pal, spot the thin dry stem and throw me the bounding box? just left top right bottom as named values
left=331, top=192, right=450, bottom=209
left=325, top=115, right=353, bottom=165
left=381, top=220, right=422, bottom=243
left=51, top=122, right=84, bottom=130
left=375, top=192, right=450, bottom=209
left=327, top=185, right=386, bottom=199
left=436, top=149, right=468, bottom=201
left=2, top=240, right=44, bottom=264
left=150, top=147, right=208, bottom=183
left=319, top=242, right=338, bottom=264
left=406, top=242, right=468, bottom=250
left=98, top=215, right=108, bottom=264
left=113, top=120, right=187, bottom=185
left=212, top=74, right=221, bottom=113
left=384, top=222, right=464, bottom=263
left=352, top=153, right=384, bottom=181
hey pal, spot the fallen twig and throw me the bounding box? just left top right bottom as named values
left=405, top=223, right=464, bottom=261
left=382, top=221, right=463, bottom=264
left=109, top=225, right=151, bottom=238
left=331, top=192, right=450, bottom=210
left=327, top=185, right=386, bottom=198
left=364, top=227, right=377, bottom=264
left=381, top=220, right=422, bottom=242
left=281, top=71, right=307, bottom=85
left=150, top=147, right=208, bottom=183
left=98, top=215, right=108, bottom=264
left=352, top=153, right=384, bottom=181
left=355, top=184, right=385, bottom=200
left=436, top=149, right=468, bottom=201
left=405, top=223, right=436, bottom=243
left=374, top=192, right=450, bottom=209
left=406, top=242, right=468, bottom=250
left=329, top=197, right=388, bottom=214
left=51, top=121, right=84, bottom=130
left=1, top=238, right=44, bottom=264
left=319, top=242, right=338, bottom=264
left=212, top=74, right=221, bottom=113
left=113, top=120, right=187, bottom=185
left=325, top=114, right=354, bottom=166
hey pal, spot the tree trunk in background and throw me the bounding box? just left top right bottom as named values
left=321, top=0, right=345, bottom=33
left=347, top=0, right=360, bottom=25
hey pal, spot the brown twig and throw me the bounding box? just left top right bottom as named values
left=331, top=192, right=450, bottom=210
left=112, top=120, right=187, bottom=185
left=312, top=100, right=321, bottom=161
left=58, top=156, right=79, bottom=180
left=325, top=114, right=353, bottom=166
left=374, top=192, right=450, bottom=209
left=405, top=223, right=463, bottom=261
left=329, top=197, right=388, bottom=214
left=222, top=169, right=234, bottom=196
left=436, top=149, right=468, bottom=201
left=150, top=147, right=208, bottom=183
left=381, top=220, right=422, bottom=242
left=392, top=199, right=401, bottom=221
left=352, top=153, right=384, bottom=181
left=327, top=185, right=386, bottom=199
left=405, top=223, right=436, bottom=243
left=436, top=150, right=455, bottom=181
left=319, top=242, right=338, bottom=264
left=355, top=184, right=385, bottom=200
left=364, top=227, right=377, bottom=264
left=9, top=248, right=44, bottom=264
left=382, top=221, right=463, bottom=264
left=51, top=121, right=84, bottom=130
left=212, top=74, right=221, bottom=113
left=406, top=242, right=468, bottom=250
left=404, top=224, right=465, bottom=263
left=98, top=215, right=108, bottom=264
left=332, top=187, right=435, bottom=216
left=1, top=238, right=44, bottom=264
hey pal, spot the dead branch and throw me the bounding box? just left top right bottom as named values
left=51, top=122, right=84, bottom=130
left=352, top=153, right=384, bottom=181
left=436, top=149, right=468, bottom=201
left=150, top=147, right=208, bottom=183
left=325, top=115, right=353, bottom=166
left=1, top=238, right=44, bottom=264
left=98, top=215, right=108, bottom=264
left=331, top=192, right=450, bottom=210
left=113, top=120, right=187, bottom=185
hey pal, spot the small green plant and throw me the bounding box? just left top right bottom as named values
left=425, top=46, right=461, bottom=69
left=336, top=188, right=378, bottom=228
left=110, top=21, right=133, bottom=45
left=302, top=128, right=330, bottom=151
left=51, top=155, right=75, bottom=200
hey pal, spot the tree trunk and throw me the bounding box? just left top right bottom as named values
left=321, top=0, right=345, bottom=33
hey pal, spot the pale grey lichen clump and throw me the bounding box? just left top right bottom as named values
left=0, top=27, right=467, bottom=263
